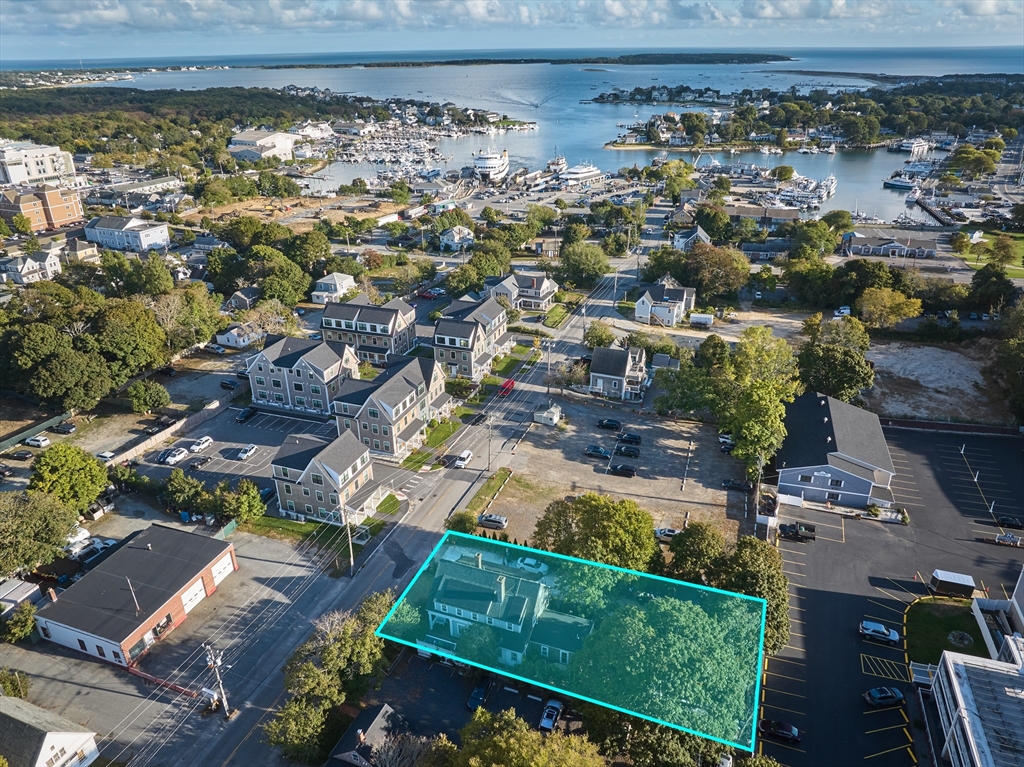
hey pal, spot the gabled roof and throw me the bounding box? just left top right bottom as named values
left=0, top=697, right=93, bottom=767
left=329, top=703, right=401, bottom=765
left=334, top=355, right=439, bottom=411
left=434, top=317, right=478, bottom=341
left=432, top=558, right=542, bottom=625
left=590, top=346, right=631, bottom=378
left=448, top=296, right=505, bottom=327
left=651, top=353, right=680, bottom=370
left=272, top=431, right=367, bottom=474
left=231, top=286, right=261, bottom=301
left=315, top=272, right=356, bottom=288
left=322, top=293, right=412, bottom=327
left=675, top=224, right=710, bottom=244
left=777, top=391, right=895, bottom=478
left=258, top=334, right=354, bottom=373
left=85, top=215, right=162, bottom=232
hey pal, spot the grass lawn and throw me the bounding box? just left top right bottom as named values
left=906, top=597, right=989, bottom=665
left=425, top=419, right=460, bottom=448
left=239, top=515, right=325, bottom=545
left=466, top=467, right=513, bottom=516
left=511, top=343, right=531, bottom=356
left=960, top=226, right=1024, bottom=279
left=543, top=304, right=569, bottom=328
left=376, top=493, right=401, bottom=515
left=358, top=362, right=380, bottom=379
left=401, top=450, right=434, bottom=471
left=491, top=354, right=521, bottom=377
left=558, top=291, right=586, bottom=305
left=617, top=300, right=636, bottom=320
left=454, top=405, right=476, bottom=420
left=407, top=345, right=434, bottom=358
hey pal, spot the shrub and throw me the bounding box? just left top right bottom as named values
left=2, top=602, right=36, bottom=643
left=0, top=667, right=30, bottom=698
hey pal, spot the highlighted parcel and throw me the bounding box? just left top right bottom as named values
left=376, top=532, right=766, bottom=751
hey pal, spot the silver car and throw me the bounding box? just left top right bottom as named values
left=477, top=513, right=508, bottom=530
left=859, top=620, right=899, bottom=644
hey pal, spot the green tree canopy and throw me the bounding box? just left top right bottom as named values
left=0, top=491, right=78, bottom=577
left=582, top=320, right=616, bottom=349
left=29, top=444, right=108, bottom=513
left=453, top=708, right=605, bottom=767
left=856, top=287, right=922, bottom=329
left=667, top=522, right=726, bottom=584
left=694, top=205, right=731, bottom=240
left=554, top=242, right=609, bottom=287
left=126, top=379, right=171, bottom=413
left=716, top=536, right=790, bottom=655
left=798, top=343, right=875, bottom=402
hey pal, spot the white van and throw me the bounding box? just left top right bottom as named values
left=454, top=450, right=473, bottom=469
left=834, top=306, right=851, bottom=317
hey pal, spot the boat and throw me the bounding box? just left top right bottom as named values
left=560, top=162, right=604, bottom=185
left=898, top=137, right=929, bottom=153
left=546, top=155, right=568, bottom=174
left=826, top=144, right=837, bottom=154
left=905, top=187, right=922, bottom=204
left=883, top=175, right=918, bottom=190
left=474, top=149, right=510, bottom=184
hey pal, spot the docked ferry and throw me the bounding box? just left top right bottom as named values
left=546, top=155, right=569, bottom=174
left=474, top=149, right=509, bottom=184
left=559, top=162, right=604, bottom=185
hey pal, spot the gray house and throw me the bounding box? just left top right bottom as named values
left=634, top=275, right=696, bottom=326
left=775, top=392, right=896, bottom=509
left=228, top=286, right=261, bottom=310
left=671, top=224, right=711, bottom=252
left=589, top=346, right=647, bottom=401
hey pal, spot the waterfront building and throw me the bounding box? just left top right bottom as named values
left=0, top=140, right=77, bottom=187
left=722, top=204, right=800, bottom=231
left=289, top=120, right=335, bottom=140
left=84, top=216, right=170, bottom=252
left=0, top=185, right=84, bottom=231
left=227, top=130, right=297, bottom=162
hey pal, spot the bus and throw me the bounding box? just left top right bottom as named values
left=498, top=379, right=515, bottom=397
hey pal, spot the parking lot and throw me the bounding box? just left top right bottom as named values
left=756, top=429, right=1024, bottom=766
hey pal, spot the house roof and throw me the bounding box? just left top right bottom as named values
left=232, top=286, right=261, bottom=301
left=334, top=355, right=439, bottom=411
left=328, top=703, right=401, bottom=766
left=85, top=215, right=163, bottom=232
left=0, top=697, right=93, bottom=767
left=776, top=391, right=895, bottom=479
left=847, top=236, right=935, bottom=250
left=441, top=225, right=473, bottom=239
left=432, top=558, right=542, bottom=626
left=651, top=353, right=680, bottom=370
left=322, top=294, right=411, bottom=327
left=260, top=334, right=349, bottom=372
left=316, top=272, right=356, bottom=289
left=590, top=346, right=631, bottom=378
left=740, top=238, right=790, bottom=253
left=434, top=318, right=478, bottom=340
left=272, top=431, right=367, bottom=474
left=35, top=525, right=232, bottom=644
left=531, top=610, right=594, bottom=655
left=675, top=224, right=710, bottom=244
left=448, top=296, right=505, bottom=327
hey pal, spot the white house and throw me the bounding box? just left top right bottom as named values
left=671, top=224, right=711, bottom=252
left=0, top=251, right=63, bottom=285
left=215, top=323, right=266, bottom=349
left=227, top=130, right=297, bottom=163
left=311, top=272, right=357, bottom=304
left=289, top=120, right=334, bottom=141
left=0, top=697, right=99, bottom=767
left=84, top=216, right=170, bottom=252
left=482, top=273, right=559, bottom=311
left=635, top=275, right=696, bottom=327
left=440, top=226, right=474, bottom=252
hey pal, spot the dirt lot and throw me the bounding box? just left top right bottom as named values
left=492, top=398, right=753, bottom=546
left=0, top=398, right=57, bottom=443
left=860, top=340, right=1008, bottom=424
left=182, top=194, right=404, bottom=236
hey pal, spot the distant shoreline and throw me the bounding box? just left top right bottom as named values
left=259, top=53, right=793, bottom=70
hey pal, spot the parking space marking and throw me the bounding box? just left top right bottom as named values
left=782, top=569, right=805, bottom=578
left=761, top=739, right=805, bottom=754
left=864, top=744, right=915, bottom=761
left=766, top=688, right=806, bottom=699
left=769, top=656, right=805, bottom=666
left=761, top=702, right=806, bottom=717
left=886, top=577, right=927, bottom=598
left=860, top=655, right=911, bottom=682
left=867, top=599, right=906, bottom=616
left=765, top=670, right=805, bottom=683
left=865, top=722, right=909, bottom=734
left=874, top=586, right=912, bottom=604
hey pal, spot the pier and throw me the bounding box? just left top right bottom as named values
left=916, top=197, right=957, bottom=226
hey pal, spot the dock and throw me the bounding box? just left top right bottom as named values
left=916, top=197, right=957, bottom=226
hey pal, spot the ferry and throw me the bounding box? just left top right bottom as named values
left=546, top=155, right=569, bottom=174
left=883, top=175, right=918, bottom=190
left=898, top=137, right=929, bottom=153
left=559, top=162, right=604, bottom=185
left=905, top=187, right=922, bottom=204
left=474, top=149, right=509, bottom=184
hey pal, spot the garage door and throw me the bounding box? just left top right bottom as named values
left=181, top=579, right=207, bottom=614
left=211, top=552, right=234, bottom=586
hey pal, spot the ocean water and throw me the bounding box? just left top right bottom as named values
left=16, top=47, right=1019, bottom=222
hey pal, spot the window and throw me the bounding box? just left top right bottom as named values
left=540, top=646, right=549, bottom=657
left=303, top=488, right=310, bottom=497
left=78, top=639, right=87, bottom=651
left=255, top=376, right=265, bottom=386
left=829, top=479, right=844, bottom=487
left=311, top=473, right=324, bottom=485
left=257, top=364, right=264, bottom=372
left=113, top=651, right=122, bottom=663
left=295, top=396, right=305, bottom=407
left=310, top=385, right=321, bottom=395
left=324, top=319, right=333, bottom=328
left=305, top=504, right=313, bottom=513
left=371, top=424, right=379, bottom=434
left=309, top=371, right=315, bottom=379
left=281, top=468, right=290, bottom=479
left=462, top=352, right=468, bottom=361
left=284, top=485, right=292, bottom=495
left=373, top=439, right=380, bottom=450
left=342, top=403, right=349, bottom=414
left=329, top=493, right=338, bottom=504
left=293, top=382, right=304, bottom=392
left=461, top=365, right=468, bottom=372
left=344, top=320, right=354, bottom=330
left=799, top=475, right=813, bottom=483
left=343, top=418, right=351, bottom=429
left=455, top=608, right=463, bottom=617
left=459, top=339, right=469, bottom=348
left=358, top=322, right=368, bottom=331
left=382, top=426, right=389, bottom=436
left=364, top=438, right=370, bottom=446
left=96, top=645, right=105, bottom=658
left=287, top=500, right=295, bottom=510
left=440, top=604, right=448, bottom=613
left=257, top=390, right=267, bottom=400
left=383, top=442, right=391, bottom=451
left=826, top=492, right=840, bottom=501
left=559, top=649, right=569, bottom=664
left=368, top=408, right=379, bottom=419
left=272, top=379, right=282, bottom=389
left=362, top=422, right=369, bottom=431
left=312, top=400, right=322, bottom=410
left=612, top=380, right=619, bottom=389
left=510, top=651, right=520, bottom=663
left=316, top=490, right=324, bottom=502
left=274, top=393, right=284, bottom=402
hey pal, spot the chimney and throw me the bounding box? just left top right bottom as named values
left=531, top=277, right=537, bottom=289
left=826, top=436, right=833, bottom=443
left=823, top=417, right=828, bottom=423
left=47, top=588, right=57, bottom=602
left=475, top=553, right=483, bottom=569
left=495, top=575, right=506, bottom=601
left=820, top=399, right=826, bottom=406
left=357, top=729, right=366, bottom=745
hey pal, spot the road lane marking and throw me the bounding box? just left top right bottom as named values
left=864, top=743, right=914, bottom=760
left=875, top=586, right=912, bottom=604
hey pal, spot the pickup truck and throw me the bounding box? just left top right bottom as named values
left=779, top=523, right=816, bottom=542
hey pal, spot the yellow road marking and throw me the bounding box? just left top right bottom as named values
left=886, top=578, right=923, bottom=598
left=761, top=702, right=806, bottom=716
left=866, top=723, right=910, bottom=734
left=908, top=746, right=918, bottom=763
left=865, top=744, right=914, bottom=760
left=868, top=599, right=906, bottom=615
left=761, top=739, right=805, bottom=754
left=860, top=654, right=911, bottom=682
left=875, top=586, right=912, bottom=604
left=764, top=688, right=806, bottom=699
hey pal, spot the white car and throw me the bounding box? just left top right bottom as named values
left=515, top=557, right=549, bottom=575
left=207, top=344, right=227, bottom=355
left=190, top=436, right=213, bottom=453
left=238, top=444, right=259, bottom=461
left=25, top=435, right=51, bottom=448
left=96, top=451, right=116, bottom=462
left=859, top=620, right=900, bottom=645
left=538, top=700, right=563, bottom=732
left=66, top=526, right=90, bottom=548
left=165, top=447, right=190, bottom=465
left=655, top=528, right=681, bottom=543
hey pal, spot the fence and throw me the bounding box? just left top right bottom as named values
left=107, top=398, right=233, bottom=466
left=0, top=411, right=73, bottom=453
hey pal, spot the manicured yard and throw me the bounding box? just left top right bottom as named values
left=617, top=301, right=636, bottom=319
left=425, top=418, right=460, bottom=448
left=543, top=304, right=569, bottom=328
left=511, top=343, right=531, bottom=356
left=401, top=450, right=434, bottom=471
left=240, top=515, right=325, bottom=545
left=557, top=291, right=586, bottom=305
left=906, top=597, right=989, bottom=665
left=466, top=467, right=513, bottom=516
left=376, top=493, right=401, bottom=516
left=406, top=344, right=434, bottom=358
left=492, top=354, right=521, bottom=377
left=358, top=362, right=380, bottom=379
left=960, top=226, right=1024, bottom=279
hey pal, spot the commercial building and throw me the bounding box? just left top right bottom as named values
left=34, top=525, right=237, bottom=666
left=227, top=130, right=296, bottom=162
left=0, top=697, right=98, bottom=767
left=0, top=140, right=77, bottom=187
left=83, top=216, right=170, bottom=252
left=722, top=204, right=801, bottom=231
left=0, top=185, right=84, bottom=231
left=321, top=294, right=418, bottom=364
left=245, top=334, right=360, bottom=416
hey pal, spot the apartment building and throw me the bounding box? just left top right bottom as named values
left=246, top=334, right=360, bottom=416
left=0, top=185, right=84, bottom=231
left=589, top=346, right=647, bottom=401
left=0, top=140, right=77, bottom=187
left=83, top=216, right=170, bottom=252
left=483, top=273, right=559, bottom=311
left=270, top=432, right=378, bottom=527
left=333, top=355, right=453, bottom=460
left=433, top=297, right=513, bottom=380
left=321, top=294, right=417, bottom=364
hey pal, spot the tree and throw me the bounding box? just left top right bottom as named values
left=248, top=245, right=311, bottom=307
left=29, top=444, right=108, bottom=513
left=554, top=242, right=609, bottom=287
left=126, top=379, right=171, bottom=413
left=856, top=287, right=921, bottom=329
left=221, top=478, right=266, bottom=522
left=694, top=205, right=731, bottom=240
left=11, top=213, right=32, bottom=234
left=667, top=522, right=725, bottom=584
left=133, top=256, right=174, bottom=296
left=561, top=222, right=592, bottom=248
left=686, top=242, right=750, bottom=296
left=1010, top=203, right=1024, bottom=227
left=989, top=235, right=1016, bottom=268
left=262, top=697, right=328, bottom=763
left=494, top=294, right=521, bottom=324
left=0, top=491, right=78, bottom=577
left=717, top=537, right=790, bottom=655
left=543, top=361, right=588, bottom=393
left=0, top=667, right=30, bottom=699
left=287, top=230, right=331, bottom=272
left=445, top=263, right=481, bottom=297
left=950, top=232, right=972, bottom=254
left=582, top=320, right=616, bottom=349
left=94, top=299, right=167, bottom=386
left=481, top=206, right=504, bottom=225
left=770, top=165, right=794, bottom=181
left=2, top=601, right=36, bottom=643
left=532, top=493, right=656, bottom=571
left=712, top=175, right=731, bottom=195
left=820, top=209, right=853, bottom=233
left=388, top=181, right=411, bottom=206
left=0, top=218, right=10, bottom=237
left=165, top=468, right=208, bottom=510
left=453, top=708, right=604, bottom=767
left=29, top=348, right=113, bottom=412
left=798, top=343, right=874, bottom=402
left=455, top=622, right=501, bottom=666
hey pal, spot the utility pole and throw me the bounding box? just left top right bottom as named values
left=204, top=643, right=232, bottom=719
left=487, top=416, right=493, bottom=470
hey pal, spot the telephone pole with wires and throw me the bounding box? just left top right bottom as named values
left=204, top=643, right=233, bottom=719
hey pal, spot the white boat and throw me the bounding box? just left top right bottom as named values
left=474, top=149, right=509, bottom=184
left=826, top=144, right=837, bottom=154
left=883, top=175, right=918, bottom=190
left=546, top=155, right=568, bottom=174
left=899, top=137, right=929, bottom=153
left=559, top=162, right=604, bottom=185
left=905, top=187, right=922, bottom=204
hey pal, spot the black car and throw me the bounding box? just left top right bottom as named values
left=863, top=687, right=905, bottom=708
left=259, top=486, right=277, bottom=503
left=579, top=355, right=593, bottom=365
left=608, top=464, right=637, bottom=478
left=235, top=370, right=249, bottom=379
left=584, top=445, right=612, bottom=459
left=51, top=421, right=77, bottom=435
left=220, top=379, right=240, bottom=390
left=467, top=675, right=495, bottom=710
left=9, top=450, right=33, bottom=461
left=614, top=444, right=640, bottom=458
left=158, top=365, right=177, bottom=377
left=617, top=433, right=641, bottom=445
left=0, top=464, right=14, bottom=477
left=190, top=455, right=213, bottom=471
left=235, top=406, right=257, bottom=423
left=998, top=516, right=1024, bottom=530
left=597, top=419, right=621, bottom=431
left=144, top=425, right=163, bottom=435
left=722, top=479, right=754, bottom=492
left=757, top=719, right=801, bottom=743
left=157, top=449, right=174, bottom=465
left=721, top=443, right=735, bottom=454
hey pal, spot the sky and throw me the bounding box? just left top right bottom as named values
left=0, top=0, right=1021, bottom=62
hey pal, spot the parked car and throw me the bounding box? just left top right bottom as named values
left=237, top=444, right=259, bottom=461
left=721, top=443, right=735, bottom=454
left=66, top=526, right=91, bottom=548
left=144, top=424, right=163, bottom=435
left=0, top=464, right=14, bottom=478
left=597, top=419, right=621, bottom=431
left=50, top=421, right=77, bottom=435
left=96, top=451, right=116, bottom=462
left=454, top=450, right=473, bottom=468
left=538, top=700, right=563, bottom=732
left=8, top=450, right=33, bottom=461
left=584, top=445, right=612, bottom=459
left=220, top=379, right=240, bottom=390
left=617, top=433, right=642, bottom=445
left=165, top=447, right=189, bottom=465
left=207, top=344, right=227, bottom=355
left=417, top=288, right=437, bottom=299
left=757, top=720, right=801, bottom=743
left=25, top=435, right=51, bottom=448
left=859, top=620, right=900, bottom=645
left=997, top=515, right=1024, bottom=529
left=608, top=464, right=637, bottom=478
left=578, top=355, right=593, bottom=365
left=158, top=365, right=177, bottom=377
left=190, top=436, right=213, bottom=453
left=235, top=407, right=257, bottom=423
left=259, top=486, right=277, bottom=503
left=478, top=513, right=508, bottom=530
left=515, top=557, right=549, bottom=575
left=236, top=370, right=250, bottom=379
left=190, top=455, right=212, bottom=471
left=969, top=312, right=979, bottom=320
left=614, top=444, right=640, bottom=458
left=157, top=448, right=174, bottom=465
left=779, top=523, right=816, bottom=542
left=718, top=433, right=735, bottom=445
left=655, top=528, right=680, bottom=543
left=294, top=308, right=306, bottom=316
left=863, top=687, right=905, bottom=707
left=467, top=675, right=495, bottom=711
left=722, top=479, right=754, bottom=492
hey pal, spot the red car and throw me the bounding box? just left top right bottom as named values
left=417, top=288, right=437, bottom=299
